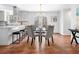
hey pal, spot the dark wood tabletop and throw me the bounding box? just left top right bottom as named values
left=69, top=29, right=79, bottom=33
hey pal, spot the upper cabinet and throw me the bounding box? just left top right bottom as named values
left=0, top=10, right=13, bottom=21
left=13, top=6, right=18, bottom=16
left=0, top=5, right=13, bottom=22
left=0, top=10, right=4, bottom=21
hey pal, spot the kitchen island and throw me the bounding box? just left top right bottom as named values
left=0, top=25, right=26, bottom=45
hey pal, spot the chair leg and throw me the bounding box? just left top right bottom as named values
left=12, top=34, right=14, bottom=44
left=39, top=36, right=40, bottom=45
left=27, top=36, right=29, bottom=43
left=34, top=37, right=35, bottom=42
left=19, top=34, right=20, bottom=43
left=48, top=39, right=50, bottom=46
left=24, top=32, right=25, bottom=38
left=25, top=33, right=27, bottom=36
left=23, top=32, right=25, bottom=39
left=52, top=36, right=54, bottom=43
left=31, top=38, right=33, bottom=46
left=20, top=32, right=22, bottom=40
left=21, top=32, right=23, bottom=39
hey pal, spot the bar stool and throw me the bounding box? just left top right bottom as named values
left=20, top=29, right=25, bottom=39
left=12, top=31, right=20, bottom=44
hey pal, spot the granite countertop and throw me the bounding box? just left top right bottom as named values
left=0, top=25, right=26, bottom=33
left=0, top=25, right=25, bottom=29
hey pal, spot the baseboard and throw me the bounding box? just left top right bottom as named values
left=54, top=33, right=60, bottom=34
left=54, top=33, right=71, bottom=36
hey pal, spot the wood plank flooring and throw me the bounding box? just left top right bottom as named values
left=0, top=34, right=79, bottom=54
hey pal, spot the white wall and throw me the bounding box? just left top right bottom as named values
left=59, top=9, right=75, bottom=35
left=63, top=9, right=71, bottom=35
left=70, top=6, right=77, bottom=29
left=59, top=5, right=78, bottom=35
left=59, top=10, right=64, bottom=35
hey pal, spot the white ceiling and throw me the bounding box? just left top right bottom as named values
left=17, top=4, right=63, bottom=11
left=7, top=4, right=79, bottom=12
left=13, top=4, right=71, bottom=11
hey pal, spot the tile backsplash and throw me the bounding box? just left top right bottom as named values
left=0, top=21, right=7, bottom=26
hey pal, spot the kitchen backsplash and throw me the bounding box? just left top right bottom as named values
left=0, top=21, right=7, bottom=26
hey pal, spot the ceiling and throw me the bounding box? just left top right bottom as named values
left=6, top=4, right=79, bottom=12
left=17, top=4, right=63, bottom=11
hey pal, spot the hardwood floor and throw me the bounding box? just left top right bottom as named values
left=0, top=34, right=79, bottom=54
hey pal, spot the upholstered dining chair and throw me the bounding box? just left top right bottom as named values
left=26, top=25, right=37, bottom=46
left=42, top=26, right=54, bottom=46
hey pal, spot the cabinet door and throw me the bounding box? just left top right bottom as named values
left=0, top=11, right=4, bottom=21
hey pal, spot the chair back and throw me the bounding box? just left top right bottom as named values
left=31, top=25, right=36, bottom=31
left=27, top=26, right=34, bottom=37
left=45, top=26, right=54, bottom=39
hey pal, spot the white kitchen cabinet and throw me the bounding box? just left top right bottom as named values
left=0, top=10, right=13, bottom=21
left=0, top=9, right=13, bottom=26
left=0, top=10, right=4, bottom=21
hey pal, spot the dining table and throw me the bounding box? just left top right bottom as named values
left=33, top=27, right=47, bottom=45
left=69, top=29, right=79, bottom=44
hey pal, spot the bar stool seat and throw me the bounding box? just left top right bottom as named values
left=20, top=29, right=25, bottom=31
left=13, top=31, right=20, bottom=34
left=12, top=31, right=20, bottom=44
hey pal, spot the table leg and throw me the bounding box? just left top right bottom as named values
left=31, top=38, right=33, bottom=46
left=75, top=38, right=78, bottom=44
left=48, top=39, right=50, bottom=46
left=39, top=36, right=40, bottom=45
left=40, top=36, right=42, bottom=44
left=71, top=32, right=78, bottom=44
left=71, top=37, right=74, bottom=44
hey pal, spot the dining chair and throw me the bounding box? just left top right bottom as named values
left=42, top=26, right=54, bottom=46
left=27, top=26, right=37, bottom=46
left=31, top=25, right=36, bottom=31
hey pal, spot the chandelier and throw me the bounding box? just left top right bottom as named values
left=39, top=4, right=42, bottom=27
left=39, top=4, right=42, bottom=16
